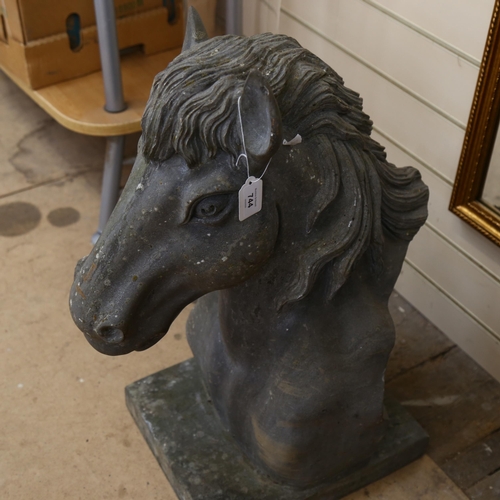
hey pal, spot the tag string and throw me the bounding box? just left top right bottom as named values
left=236, top=96, right=272, bottom=184
left=236, top=96, right=250, bottom=178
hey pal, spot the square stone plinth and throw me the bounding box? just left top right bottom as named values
left=125, top=358, right=428, bottom=500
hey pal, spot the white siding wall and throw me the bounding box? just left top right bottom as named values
left=243, top=0, right=500, bottom=380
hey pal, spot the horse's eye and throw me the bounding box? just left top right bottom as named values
left=192, top=193, right=233, bottom=221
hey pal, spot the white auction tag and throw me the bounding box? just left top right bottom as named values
left=238, top=176, right=263, bottom=221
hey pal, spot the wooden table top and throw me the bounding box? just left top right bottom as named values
left=1, top=47, right=181, bottom=137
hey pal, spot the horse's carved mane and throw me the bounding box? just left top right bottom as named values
left=141, top=33, right=428, bottom=306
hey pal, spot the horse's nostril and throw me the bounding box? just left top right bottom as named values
left=96, top=325, right=124, bottom=344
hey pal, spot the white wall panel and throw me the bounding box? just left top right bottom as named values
left=279, top=11, right=466, bottom=183
left=372, top=130, right=500, bottom=281
left=406, top=225, right=500, bottom=336
left=368, top=0, right=495, bottom=62
left=281, top=0, right=479, bottom=126
left=243, top=0, right=281, bottom=36
left=396, top=262, right=500, bottom=381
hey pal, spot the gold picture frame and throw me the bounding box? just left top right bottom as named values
left=450, top=0, right=500, bottom=246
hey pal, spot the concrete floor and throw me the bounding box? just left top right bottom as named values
left=0, top=69, right=469, bottom=499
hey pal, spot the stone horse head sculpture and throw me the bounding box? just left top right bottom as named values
left=70, top=10, right=428, bottom=489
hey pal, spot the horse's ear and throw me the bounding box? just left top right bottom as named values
left=240, top=70, right=283, bottom=174
left=182, top=7, right=209, bottom=52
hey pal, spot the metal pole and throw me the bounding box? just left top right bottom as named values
left=91, top=0, right=127, bottom=244
left=226, top=0, right=243, bottom=35
left=92, top=135, right=125, bottom=245
left=93, top=0, right=126, bottom=113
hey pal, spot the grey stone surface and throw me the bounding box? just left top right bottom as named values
left=126, top=358, right=428, bottom=500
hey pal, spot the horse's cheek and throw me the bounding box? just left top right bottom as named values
left=235, top=211, right=279, bottom=271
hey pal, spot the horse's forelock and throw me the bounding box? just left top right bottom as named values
left=140, top=34, right=363, bottom=165
left=142, top=35, right=296, bottom=164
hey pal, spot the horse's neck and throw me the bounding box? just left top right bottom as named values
left=218, top=232, right=408, bottom=368
left=218, top=268, right=320, bottom=366
left=218, top=257, right=356, bottom=368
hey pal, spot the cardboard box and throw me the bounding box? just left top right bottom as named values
left=2, top=0, right=178, bottom=43
left=0, top=4, right=184, bottom=89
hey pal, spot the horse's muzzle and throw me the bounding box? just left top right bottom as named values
left=74, top=256, right=87, bottom=280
